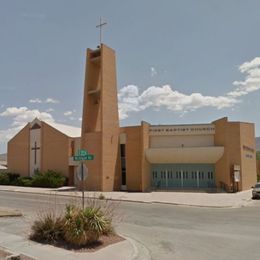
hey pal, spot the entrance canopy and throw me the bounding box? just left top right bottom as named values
left=145, top=146, right=224, bottom=164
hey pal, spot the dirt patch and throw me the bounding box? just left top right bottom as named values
left=0, top=248, right=10, bottom=259
left=32, top=234, right=125, bottom=253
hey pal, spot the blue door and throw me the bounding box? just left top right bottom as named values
left=151, top=164, right=215, bottom=189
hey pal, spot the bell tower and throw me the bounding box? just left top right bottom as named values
left=81, top=44, right=120, bottom=191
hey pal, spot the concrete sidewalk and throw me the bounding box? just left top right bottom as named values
left=0, top=185, right=254, bottom=208
left=0, top=230, right=149, bottom=260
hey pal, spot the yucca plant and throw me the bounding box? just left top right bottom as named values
left=83, top=207, right=109, bottom=243
left=63, top=205, right=110, bottom=245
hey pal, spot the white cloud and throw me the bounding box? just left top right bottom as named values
left=29, top=98, right=42, bottom=103
left=118, top=85, right=238, bottom=120
left=0, top=126, right=24, bottom=145
left=29, top=97, right=60, bottom=104
left=0, top=106, right=81, bottom=148
left=46, top=108, right=54, bottom=112
left=228, top=57, right=260, bottom=97
left=118, top=57, right=260, bottom=120
left=0, top=106, right=54, bottom=127
left=150, top=67, right=157, bottom=77
left=239, top=57, right=260, bottom=73
left=64, top=111, right=73, bottom=116
left=45, top=98, right=60, bottom=104
left=0, top=107, right=54, bottom=146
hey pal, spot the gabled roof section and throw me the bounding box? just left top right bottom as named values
left=29, top=118, right=80, bottom=137
left=46, top=121, right=81, bottom=138
left=30, top=118, right=42, bottom=130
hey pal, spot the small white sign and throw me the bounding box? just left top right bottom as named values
left=234, top=165, right=241, bottom=171
left=76, top=163, right=88, bottom=181
left=234, top=171, right=240, bottom=182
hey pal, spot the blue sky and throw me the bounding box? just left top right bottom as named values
left=1, top=0, right=260, bottom=153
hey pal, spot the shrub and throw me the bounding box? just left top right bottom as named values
left=30, top=212, right=65, bottom=243
left=84, top=197, right=118, bottom=236
left=17, top=176, right=33, bottom=187
left=30, top=198, right=118, bottom=247
left=0, top=173, right=10, bottom=185
left=0, top=172, right=20, bottom=185
left=32, top=170, right=66, bottom=188
left=64, top=205, right=109, bottom=245
left=257, top=151, right=260, bottom=160
left=7, top=173, right=20, bottom=185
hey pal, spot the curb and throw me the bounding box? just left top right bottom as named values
left=122, top=236, right=151, bottom=260
left=0, top=245, right=35, bottom=260
left=0, top=208, right=22, bottom=218
left=0, top=188, right=253, bottom=209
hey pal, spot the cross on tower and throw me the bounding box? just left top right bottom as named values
left=96, top=17, right=107, bottom=44
left=31, top=141, right=40, bottom=165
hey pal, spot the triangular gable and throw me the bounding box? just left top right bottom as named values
left=30, top=118, right=42, bottom=130
left=30, top=123, right=41, bottom=130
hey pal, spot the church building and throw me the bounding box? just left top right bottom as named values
left=7, top=43, right=257, bottom=192
left=81, top=44, right=257, bottom=192
left=8, top=118, right=81, bottom=185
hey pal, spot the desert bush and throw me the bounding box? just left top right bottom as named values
left=30, top=197, right=119, bottom=247
left=64, top=205, right=110, bottom=245
left=30, top=211, right=65, bottom=243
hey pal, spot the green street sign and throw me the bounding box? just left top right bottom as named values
left=73, top=149, right=94, bottom=161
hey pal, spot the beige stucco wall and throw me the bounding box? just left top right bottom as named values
left=121, top=126, right=143, bottom=191
left=41, top=123, right=70, bottom=177
left=101, top=44, right=120, bottom=191
left=7, top=121, right=78, bottom=181
left=214, top=117, right=257, bottom=191
left=120, top=122, right=151, bottom=192
left=81, top=44, right=119, bottom=192
left=240, top=123, right=257, bottom=190
left=141, top=122, right=151, bottom=192
left=150, top=134, right=214, bottom=148
left=7, top=124, right=30, bottom=176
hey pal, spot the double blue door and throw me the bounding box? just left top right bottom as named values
left=151, top=164, right=215, bottom=189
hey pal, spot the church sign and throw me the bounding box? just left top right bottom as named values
left=149, top=124, right=215, bottom=136
left=73, top=149, right=94, bottom=161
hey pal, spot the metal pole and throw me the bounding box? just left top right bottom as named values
left=100, top=17, right=102, bottom=44
left=81, top=161, right=84, bottom=209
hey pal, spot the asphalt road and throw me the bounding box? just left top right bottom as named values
left=0, top=191, right=260, bottom=260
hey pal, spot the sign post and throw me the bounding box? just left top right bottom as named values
left=74, top=149, right=94, bottom=209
